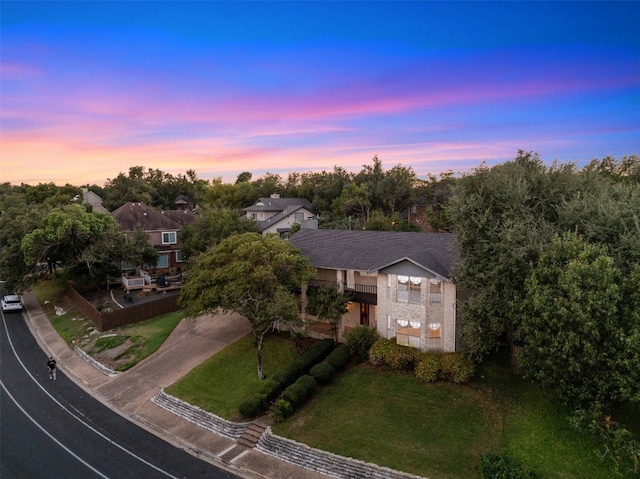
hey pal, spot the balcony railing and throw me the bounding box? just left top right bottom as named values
left=309, top=279, right=377, bottom=305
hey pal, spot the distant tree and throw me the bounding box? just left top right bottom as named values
left=179, top=206, right=258, bottom=260
left=179, top=233, right=316, bottom=379
left=236, top=171, right=252, bottom=184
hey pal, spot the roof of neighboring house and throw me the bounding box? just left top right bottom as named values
left=111, top=202, right=185, bottom=231
left=161, top=209, right=197, bottom=226
left=244, top=196, right=314, bottom=213
left=289, top=229, right=459, bottom=279
left=256, top=204, right=314, bottom=232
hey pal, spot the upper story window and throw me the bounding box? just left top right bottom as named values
left=251, top=212, right=257, bottom=220
left=397, top=276, right=422, bottom=303
left=162, top=231, right=177, bottom=245
left=430, top=279, right=442, bottom=304
left=295, top=211, right=304, bottom=223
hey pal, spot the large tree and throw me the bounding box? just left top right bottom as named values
left=521, top=233, right=640, bottom=416
left=179, top=233, right=316, bottom=379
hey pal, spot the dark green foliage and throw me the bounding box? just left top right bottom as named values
left=345, top=325, right=379, bottom=362
left=258, top=379, right=283, bottom=402
left=415, top=352, right=443, bottom=383
left=272, top=363, right=300, bottom=387
left=326, top=344, right=351, bottom=370
left=295, top=374, right=318, bottom=395
left=480, top=453, right=537, bottom=479
left=309, top=361, right=336, bottom=384
left=368, top=338, right=396, bottom=368
left=310, top=338, right=336, bottom=356
left=440, top=352, right=475, bottom=384
left=272, top=399, right=293, bottom=423
left=282, top=382, right=309, bottom=408
left=299, top=348, right=324, bottom=368
left=239, top=395, right=263, bottom=418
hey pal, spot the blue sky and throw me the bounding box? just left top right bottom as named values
left=1, top=1, right=638, bottom=186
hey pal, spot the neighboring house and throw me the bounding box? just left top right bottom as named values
left=111, top=202, right=196, bottom=289
left=81, top=188, right=109, bottom=213
left=289, top=229, right=460, bottom=352
left=244, top=194, right=317, bottom=237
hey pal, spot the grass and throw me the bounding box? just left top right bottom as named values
left=171, top=337, right=619, bottom=479
left=34, top=278, right=184, bottom=371
left=166, top=334, right=299, bottom=420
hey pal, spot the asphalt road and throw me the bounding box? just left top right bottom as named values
left=0, top=307, right=239, bottom=479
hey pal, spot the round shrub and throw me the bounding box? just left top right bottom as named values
left=326, top=344, right=351, bottom=370
left=386, top=343, right=419, bottom=372
left=440, top=352, right=475, bottom=384
left=258, top=378, right=283, bottom=402
left=271, top=399, right=293, bottom=423
left=309, top=361, right=336, bottom=384
left=282, top=382, right=309, bottom=408
left=295, top=374, right=318, bottom=395
left=369, top=338, right=396, bottom=368
left=300, top=348, right=324, bottom=369
left=239, top=395, right=263, bottom=418
left=415, top=352, right=443, bottom=383
left=345, top=325, right=379, bottom=362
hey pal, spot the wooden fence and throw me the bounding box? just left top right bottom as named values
left=66, top=282, right=181, bottom=332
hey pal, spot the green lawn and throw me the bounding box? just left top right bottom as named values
left=166, top=334, right=299, bottom=420
left=170, top=337, right=618, bottom=479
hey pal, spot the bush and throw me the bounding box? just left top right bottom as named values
left=239, top=395, right=263, bottom=418
left=295, top=374, right=318, bottom=395
left=440, top=352, right=475, bottom=384
left=258, top=378, right=283, bottom=402
left=369, top=338, right=396, bottom=367
left=326, top=344, right=351, bottom=370
left=272, top=363, right=300, bottom=387
left=300, top=347, right=324, bottom=368
left=386, top=343, right=419, bottom=372
left=311, top=338, right=335, bottom=356
left=415, top=352, right=443, bottom=383
left=480, top=453, right=537, bottom=479
left=271, top=399, right=293, bottom=423
left=309, top=361, right=336, bottom=384
left=345, top=325, right=379, bottom=362
left=282, top=382, right=309, bottom=408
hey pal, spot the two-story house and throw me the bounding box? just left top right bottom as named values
left=289, top=229, right=460, bottom=352
left=244, top=194, right=317, bottom=237
left=111, top=202, right=196, bottom=290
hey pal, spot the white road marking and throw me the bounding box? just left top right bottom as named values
left=1, top=314, right=181, bottom=479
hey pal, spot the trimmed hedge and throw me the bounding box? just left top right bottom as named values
left=309, top=361, right=336, bottom=384
left=239, top=395, right=263, bottom=418
left=295, top=374, right=318, bottom=395
left=369, top=338, right=396, bottom=367
left=282, top=382, right=309, bottom=408
left=415, top=352, right=443, bottom=383
left=272, top=399, right=293, bottom=423
left=326, top=344, right=351, bottom=370
left=440, top=352, right=475, bottom=384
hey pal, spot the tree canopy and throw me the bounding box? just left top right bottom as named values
left=179, top=233, right=316, bottom=378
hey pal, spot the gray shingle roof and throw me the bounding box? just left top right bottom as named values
left=256, top=205, right=312, bottom=232
left=244, top=197, right=314, bottom=213
left=289, top=229, right=458, bottom=279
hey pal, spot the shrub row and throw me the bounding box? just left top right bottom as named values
left=369, top=338, right=475, bottom=384
left=239, top=338, right=335, bottom=419
left=273, top=344, right=353, bottom=422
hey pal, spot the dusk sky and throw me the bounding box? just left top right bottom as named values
left=1, top=1, right=638, bottom=187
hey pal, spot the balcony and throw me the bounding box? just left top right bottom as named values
left=309, top=279, right=377, bottom=305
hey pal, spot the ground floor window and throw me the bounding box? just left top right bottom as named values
left=397, top=319, right=421, bottom=348
left=428, top=322, right=442, bottom=350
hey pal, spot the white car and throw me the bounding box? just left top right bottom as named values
left=1, top=294, right=23, bottom=313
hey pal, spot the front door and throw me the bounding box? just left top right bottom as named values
left=360, top=303, right=370, bottom=326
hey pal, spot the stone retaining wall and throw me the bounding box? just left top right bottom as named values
left=256, top=428, right=428, bottom=479
left=153, top=389, right=250, bottom=440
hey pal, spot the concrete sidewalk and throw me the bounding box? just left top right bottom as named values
left=22, top=291, right=330, bottom=479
